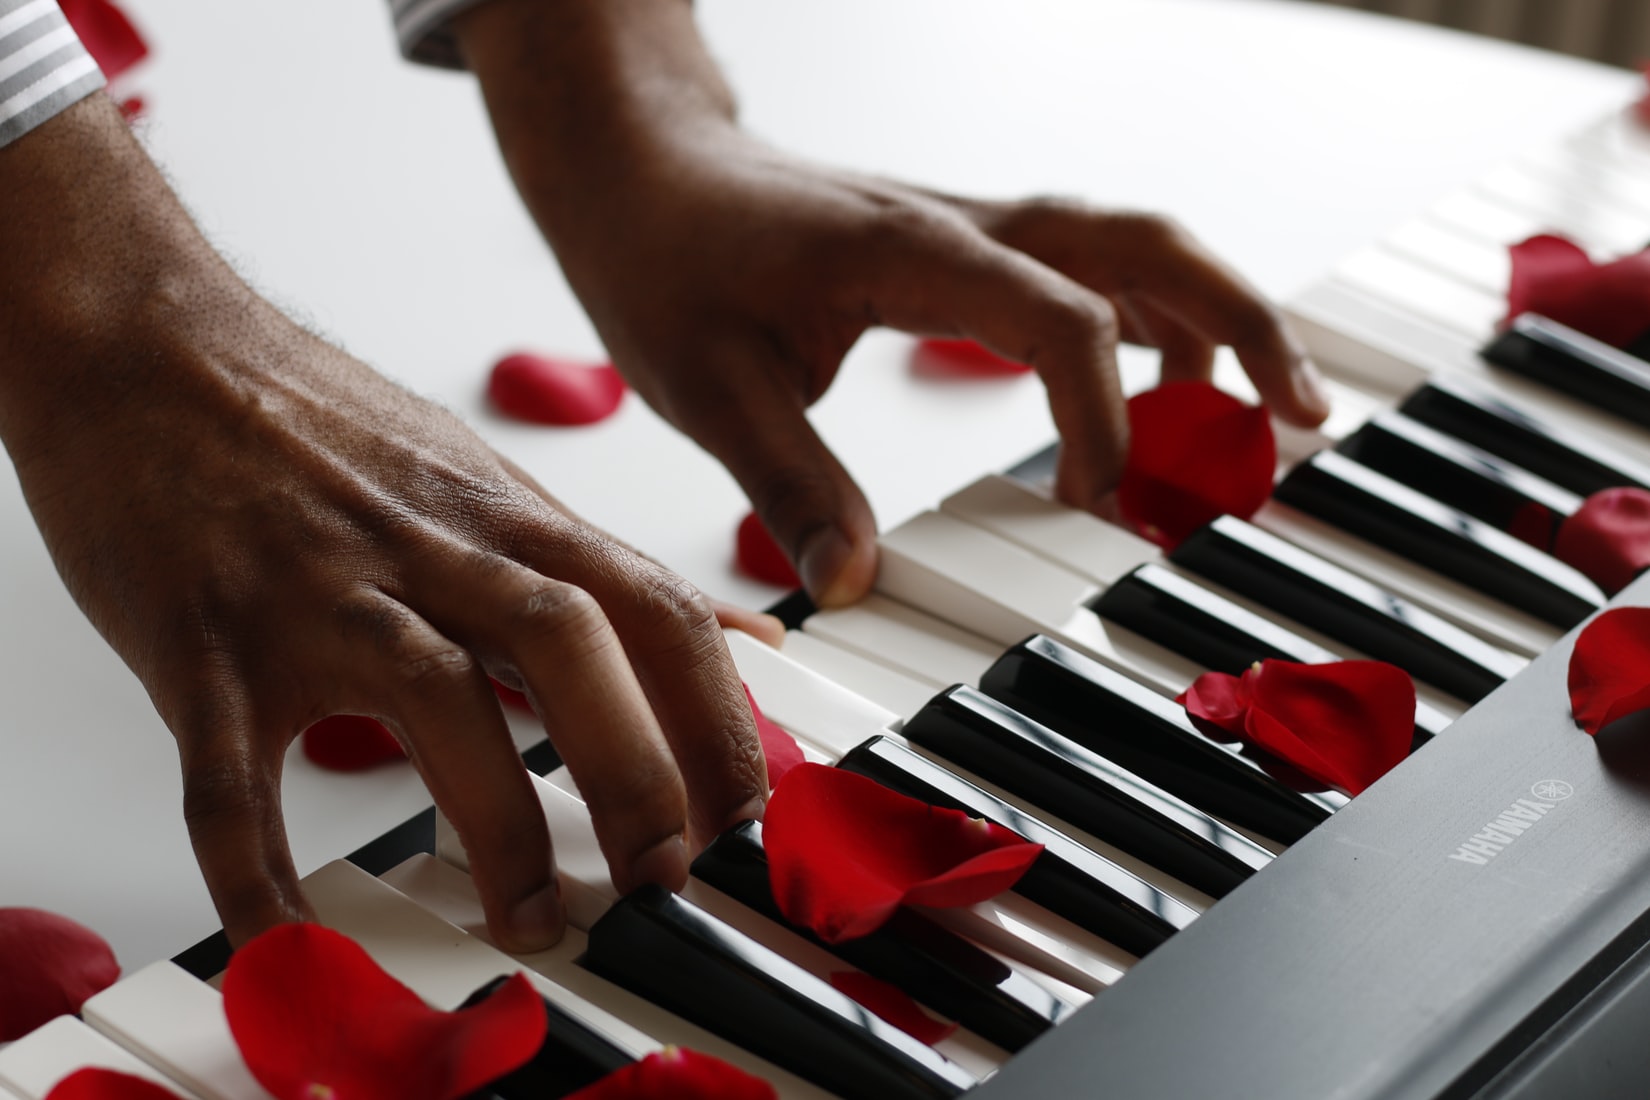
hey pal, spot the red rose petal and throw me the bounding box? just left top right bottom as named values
left=1568, top=606, right=1650, bottom=734
left=1242, top=660, right=1414, bottom=795
left=44, top=1070, right=182, bottom=1100
left=1506, top=234, right=1650, bottom=350
left=764, top=764, right=1042, bottom=943
left=1553, top=487, right=1650, bottom=595
left=491, top=679, right=534, bottom=713
left=117, top=95, right=145, bottom=123
left=0, top=909, right=120, bottom=1041
left=1176, top=669, right=1250, bottom=737
left=1180, top=661, right=1413, bottom=794
left=912, top=339, right=1033, bottom=378
left=828, top=971, right=959, bottom=1046
left=735, top=512, right=800, bottom=588
left=567, top=1047, right=776, bottom=1100
left=488, top=353, right=626, bottom=426
left=59, top=0, right=148, bottom=81
left=744, top=683, right=805, bottom=788
left=1509, top=499, right=1559, bottom=550
left=223, top=923, right=546, bottom=1100
left=1118, top=382, right=1276, bottom=549
left=301, top=715, right=406, bottom=772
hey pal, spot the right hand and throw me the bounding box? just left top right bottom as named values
left=0, top=96, right=768, bottom=952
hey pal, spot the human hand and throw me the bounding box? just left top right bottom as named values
left=459, top=0, right=1330, bottom=607
left=0, top=97, right=767, bottom=951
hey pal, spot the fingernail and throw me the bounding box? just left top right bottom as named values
left=1294, top=358, right=1332, bottom=417
left=505, top=881, right=565, bottom=952
left=798, top=527, right=873, bottom=608
left=629, top=834, right=689, bottom=892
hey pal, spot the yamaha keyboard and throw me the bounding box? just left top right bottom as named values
left=11, top=100, right=1650, bottom=1100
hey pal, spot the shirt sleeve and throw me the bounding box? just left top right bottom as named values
left=0, top=0, right=104, bottom=149
left=388, top=0, right=490, bottom=69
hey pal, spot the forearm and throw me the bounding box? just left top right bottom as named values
left=0, top=95, right=263, bottom=467
left=453, top=0, right=739, bottom=249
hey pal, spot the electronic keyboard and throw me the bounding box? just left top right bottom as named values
left=8, top=98, right=1650, bottom=1100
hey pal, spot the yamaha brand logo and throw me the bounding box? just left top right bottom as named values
left=1447, top=780, right=1573, bottom=865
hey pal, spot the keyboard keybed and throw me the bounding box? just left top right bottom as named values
left=10, top=103, right=1650, bottom=1100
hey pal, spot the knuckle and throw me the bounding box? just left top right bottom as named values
left=391, top=641, right=478, bottom=696
left=1114, top=209, right=1185, bottom=246
left=855, top=193, right=965, bottom=255
left=181, top=748, right=268, bottom=834
left=511, top=581, right=611, bottom=653
left=1047, top=292, right=1120, bottom=350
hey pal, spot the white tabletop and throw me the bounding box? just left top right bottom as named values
left=0, top=0, right=1634, bottom=974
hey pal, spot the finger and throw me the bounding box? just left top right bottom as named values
left=711, top=598, right=787, bottom=647
left=495, top=449, right=788, bottom=647
left=463, top=460, right=769, bottom=846
left=1129, top=297, right=1218, bottom=386
left=175, top=694, right=311, bottom=948
left=848, top=209, right=1129, bottom=513
left=674, top=351, right=880, bottom=607
left=403, top=554, right=717, bottom=883
left=971, top=202, right=1329, bottom=427
left=331, top=593, right=564, bottom=953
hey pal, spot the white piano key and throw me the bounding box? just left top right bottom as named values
left=1513, top=147, right=1650, bottom=221
left=1254, top=500, right=1560, bottom=658
left=1472, top=163, right=1650, bottom=248
left=940, top=474, right=1467, bottom=721
left=940, top=476, right=1157, bottom=587
left=777, top=630, right=942, bottom=718
left=876, top=511, right=1206, bottom=695
left=804, top=594, right=1000, bottom=691
left=301, top=859, right=654, bottom=1056
left=1335, top=246, right=1504, bottom=339
left=1425, top=190, right=1590, bottom=253
left=1289, top=278, right=1650, bottom=470
left=80, top=963, right=273, bottom=1100
left=1568, top=112, right=1650, bottom=180
left=373, top=854, right=837, bottom=1100
left=1384, top=217, right=1510, bottom=296
left=0, top=1016, right=196, bottom=1100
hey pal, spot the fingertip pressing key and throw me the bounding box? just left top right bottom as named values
left=503, top=878, right=567, bottom=953
left=1292, top=358, right=1333, bottom=423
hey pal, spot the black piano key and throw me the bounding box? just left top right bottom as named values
left=1483, top=313, right=1650, bottom=428
left=1170, top=516, right=1521, bottom=703
left=458, top=977, right=635, bottom=1099
left=836, top=735, right=1196, bottom=956
left=584, top=885, right=976, bottom=1100
left=692, top=820, right=1075, bottom=1053
left=901, top=686, right=1272, bottom=898
left=1337, top=412, right=1582, bottom=538
left=978, top=635, right=1343, bottom=845
left=1400, top=375, right=1650, bottom=497
left=1089, top=563, right=1449, bottom=743
left=1272, top=449, right=1604, bottom=629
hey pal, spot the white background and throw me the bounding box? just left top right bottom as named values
left=0, top=0, right=1633, bottom=972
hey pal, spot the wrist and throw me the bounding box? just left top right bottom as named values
left=0, top=97, right=271, bottom=466
left=455, top=0, right=741, bottom=240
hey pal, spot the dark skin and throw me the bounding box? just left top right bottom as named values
left=456, top=0, right=1330, bottom=601
left=0, top=0, right=1327, bottom=952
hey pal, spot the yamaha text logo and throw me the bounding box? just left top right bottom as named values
left=1447, top=780, right=1572, bottom=865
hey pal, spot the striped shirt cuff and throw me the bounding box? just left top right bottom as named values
left=0, top=0, right=105, bottom=149
left=389, top=0, right=490, bottom=69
